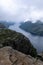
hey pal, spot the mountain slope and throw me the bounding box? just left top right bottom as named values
left=0, top=23, right=6, bottom=28
left=20, top=20, right=43, bottom=36
left=0, top=21, right=14, bottom=28
left=0, top=28, right=37, bottom=57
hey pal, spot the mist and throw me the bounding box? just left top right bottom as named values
left=0, top=0, right=43, bottom=22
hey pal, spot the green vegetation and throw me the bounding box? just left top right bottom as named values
left=0, top=28, right=37, bottom=57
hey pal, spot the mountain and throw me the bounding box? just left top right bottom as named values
left=0, top=21, right=14, bottom=28
left=0, top=23, right=6, bottom=28
left=0, top=46, right=43, bottom=65
left=0, top=28, right=37, bottom=57
left=20, top=20, right=43, bottom=36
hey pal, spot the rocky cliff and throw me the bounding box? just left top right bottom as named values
left=0, top=46, right=43, bottom=65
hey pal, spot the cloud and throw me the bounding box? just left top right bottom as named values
left=0, top=0, right=43, bottom=22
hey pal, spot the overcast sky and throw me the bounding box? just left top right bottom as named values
left=0, top=0, right=43, bottom=22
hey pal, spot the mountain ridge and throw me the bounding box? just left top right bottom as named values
left=20, top=20, right=43, bottom=36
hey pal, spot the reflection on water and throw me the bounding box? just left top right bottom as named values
left=9, top=23, right=43, bottom=53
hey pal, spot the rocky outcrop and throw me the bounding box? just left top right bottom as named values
left=37, top=53, right=43, bottom=61
left=0, top=46, right=43, bottom=65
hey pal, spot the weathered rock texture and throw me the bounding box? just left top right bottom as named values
left=0, top=46, right=43, bottom=65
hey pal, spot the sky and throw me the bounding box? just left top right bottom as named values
left=0, top=0, right=43, bottom=22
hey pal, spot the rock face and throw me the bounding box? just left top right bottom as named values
left=0, top=46, right=43, bottom=65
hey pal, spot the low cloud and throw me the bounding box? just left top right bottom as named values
left=0, top=0, right=43, bottom=22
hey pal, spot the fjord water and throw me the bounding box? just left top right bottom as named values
left=9, top=23, right=43, bottom=53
